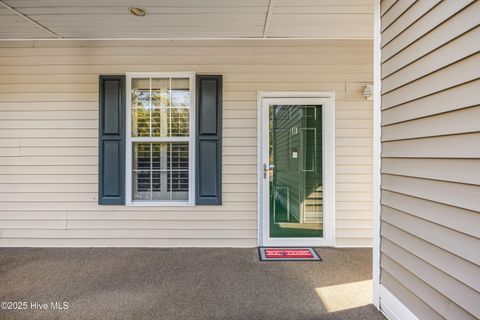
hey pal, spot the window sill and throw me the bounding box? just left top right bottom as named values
left=125, top=201, right=195, bottom=207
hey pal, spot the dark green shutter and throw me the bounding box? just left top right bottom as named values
left=98, top=75, right=125, bottom=205
left=196, top=75, right=222, bottom=205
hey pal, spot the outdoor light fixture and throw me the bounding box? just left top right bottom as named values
left=128, top=7, right=147, bottom=17
left=363, top=84, right=373, bottom=100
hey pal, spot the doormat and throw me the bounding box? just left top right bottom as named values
left=258, top=247, right=321, bottom=261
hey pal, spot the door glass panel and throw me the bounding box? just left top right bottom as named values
left=269, top=105, right=323, bottom=238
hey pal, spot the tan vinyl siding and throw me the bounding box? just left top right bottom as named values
left=380, top=1, right=480, bottom=319
left=0, top=39, right=373, bottom=247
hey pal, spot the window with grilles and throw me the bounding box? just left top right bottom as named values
left=127, top=75, right=193, bottom=203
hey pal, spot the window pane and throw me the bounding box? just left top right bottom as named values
left=171, top=78, right=190, bottom=107
left=170, top=143, right=189, bottom=170
left=151, top=143, right=169, bottom=170
left=133, top=143, right=154, bottom=201
left=169, top=143, right=189, bottom=200
left=170, top=171, right=189, bottom=200
left=131, top=78, right=151, bottom=138
left=152, top=171, right=169, bottom=200
left=133, top=143, right=151, bottom=170
left=170, top=108, right=189, bottom=136
left=131, top=78, right=150, bottom=109
left=151, top=108, right=169, bottom=137
left=132, top=170, right=151, bottom=200
left=132, top=142, right=189, bottom=201
left=132, top=108, right=150, bottom=137
left=151, top=78, right=169, bottom=108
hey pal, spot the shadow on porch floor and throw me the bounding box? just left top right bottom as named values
left=0, top=247, right=385, bottom=320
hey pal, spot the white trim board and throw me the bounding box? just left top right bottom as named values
left=380, top=285, right=420, bottom=320
left=372, top=0, right=382, bottom=310
left=256, top=91, right=336, bottom=247
left=0, top=37, right=374, bottom=42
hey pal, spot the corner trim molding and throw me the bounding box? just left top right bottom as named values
left=380, top=285, right=419, bottom=320
left=372, top=0, right=382, bottom=310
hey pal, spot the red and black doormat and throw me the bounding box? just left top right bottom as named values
left=258, top=247, right=321, bottom=261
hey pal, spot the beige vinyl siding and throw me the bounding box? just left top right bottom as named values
left=0, top=39, right=373, bottom=247
left=380, top=1, right=480, bottom=319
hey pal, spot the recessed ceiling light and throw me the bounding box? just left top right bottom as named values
left=129, top=7, right=147, bottom=17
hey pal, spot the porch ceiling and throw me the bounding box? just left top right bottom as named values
left=0, top=0, right=373, bottom=40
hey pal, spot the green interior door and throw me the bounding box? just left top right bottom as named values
left=269, top=105, right=323, bottom=238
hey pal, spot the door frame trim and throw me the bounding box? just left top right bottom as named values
left=257, top=91, right=336, bottom=247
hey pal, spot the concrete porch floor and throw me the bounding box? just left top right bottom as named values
left=0, top=248, right=385, bottom=320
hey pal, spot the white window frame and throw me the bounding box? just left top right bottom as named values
left=125, top=72, right=196, bottom=206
